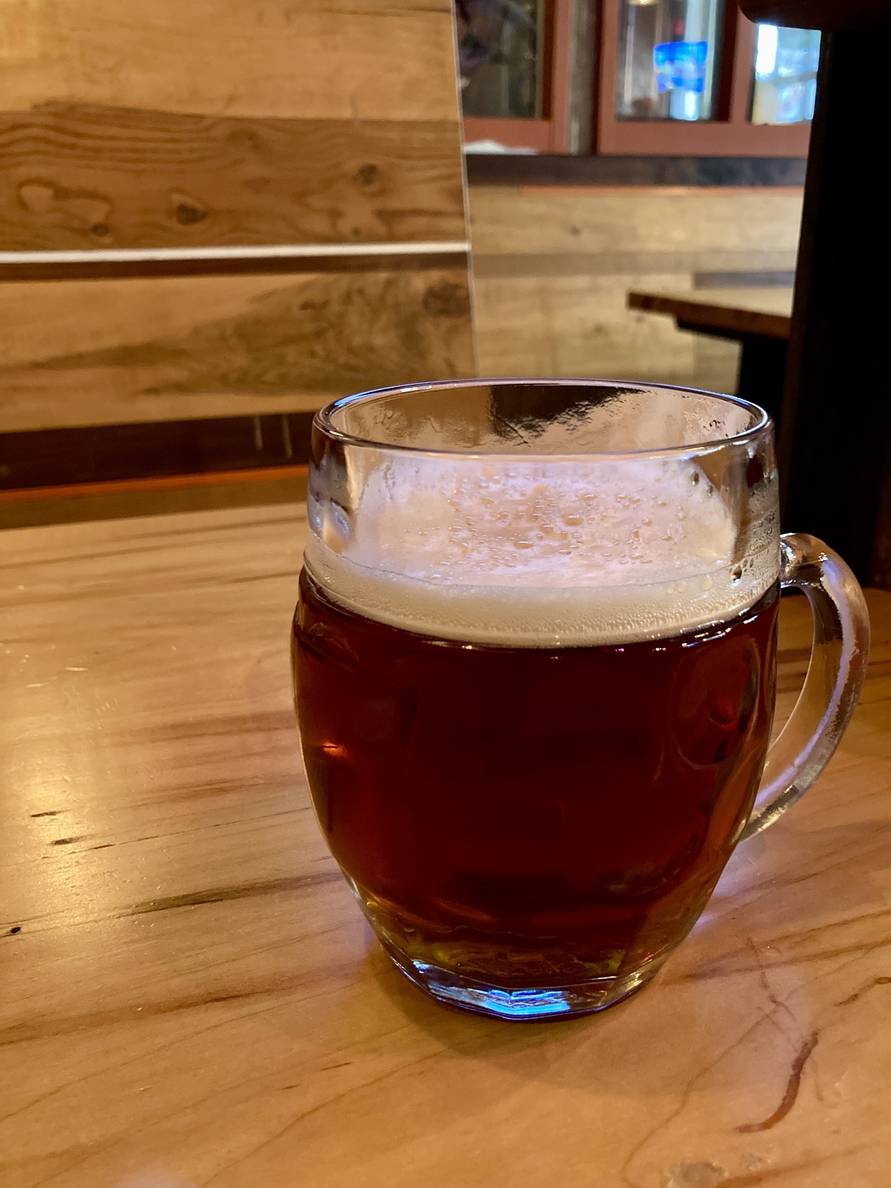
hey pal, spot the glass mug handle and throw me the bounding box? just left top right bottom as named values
left=742, top=533, right=870, bottom=841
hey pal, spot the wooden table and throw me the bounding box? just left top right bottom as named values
left=627, top=288, right=793, bottom=423
left=2, top=504, right=889, bottom=1188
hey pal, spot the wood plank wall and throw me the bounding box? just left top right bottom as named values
left=0, top=267, right=473, bottom=434
left=469, top=184, right=803, bottom=393
left=0, top=0, right=474, bottom=479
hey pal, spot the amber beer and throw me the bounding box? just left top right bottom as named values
left=292, top=380, right=868, bottom=1019
left=292, top=568, right=779, bottom=996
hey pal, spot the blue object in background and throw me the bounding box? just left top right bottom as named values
left=653, top=41, right=708, bottom=94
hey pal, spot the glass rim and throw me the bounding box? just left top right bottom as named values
left=314, top=378, right=772, bottom=462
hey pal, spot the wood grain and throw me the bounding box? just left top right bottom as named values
left=0, top=103, right=465, bottom=251
left=0, top=265, right=475, bottom=432
left=474, top=272, right=699, bottom=381
left=473, top=272, right=747, bottom=397
left=468, top=184, right=802, bottom=395
left=3, top=0, right=459, bottom=122
left=0, top=504, right=888, bottom=1187
left=0, top=0, right=473, bottom=450
left=470, top=185, right=804, bottom=264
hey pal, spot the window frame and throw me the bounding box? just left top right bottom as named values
left=462, top=0, right=575, bottom=153
left=595, top=0, right=812, bottom=156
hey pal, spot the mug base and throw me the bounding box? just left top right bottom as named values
left=379, top=933, right=661, bottom=1021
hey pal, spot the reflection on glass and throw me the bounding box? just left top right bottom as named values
left=751, top=24, right=820, bottom=124
left=458, top=0, right=543, bottom=120
left=616, top=0, right=724, bottom=121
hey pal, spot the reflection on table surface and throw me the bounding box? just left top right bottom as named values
left=1, top=501, right=888, bottom=1186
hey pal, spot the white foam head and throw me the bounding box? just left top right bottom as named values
left=306, top=454, right=779, bottom=646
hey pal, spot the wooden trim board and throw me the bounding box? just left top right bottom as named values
left=0, top=413, right=318, bottom=490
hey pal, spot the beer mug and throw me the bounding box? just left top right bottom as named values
left=292, top=381, right=869, bottom=1020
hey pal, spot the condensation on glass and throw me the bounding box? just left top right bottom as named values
left=615, top=0, right=724, bottom=122
left=295, top=380, right=870, bottom=1021
left=459, top=0, right=543, bottom=120
left=750, top=23, right=820, bottom=125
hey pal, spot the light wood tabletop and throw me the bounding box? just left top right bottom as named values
left=2, top=504, right=889, bottom=1188
left=627, top=288, right=793, bottom=343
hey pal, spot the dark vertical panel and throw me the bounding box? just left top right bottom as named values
left=779, top=31, right=891, bottom=584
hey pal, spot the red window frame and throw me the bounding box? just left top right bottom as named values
left=461, top=1, right=813, bottom=158
left=462, top=0, right=575, bottom=153
left=595, top=0, right=811, bottom=156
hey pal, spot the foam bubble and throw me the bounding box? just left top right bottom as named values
left=307, top=456, right=779, bottom=646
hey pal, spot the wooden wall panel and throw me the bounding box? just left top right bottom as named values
left=474, top=273, right=697, bottom=381
left=469, top=184, right=803, bottom=393
left=0, top=0, right=473, bottom=473
left=0, top=1, right=467, bottom=254
left=0, top=266, right=474, bottom=432
left=471, top=185, right=803, bottom=264
left=3, top=0, right=459, bottom=122
left=0, top=105, right=465, bottom=251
